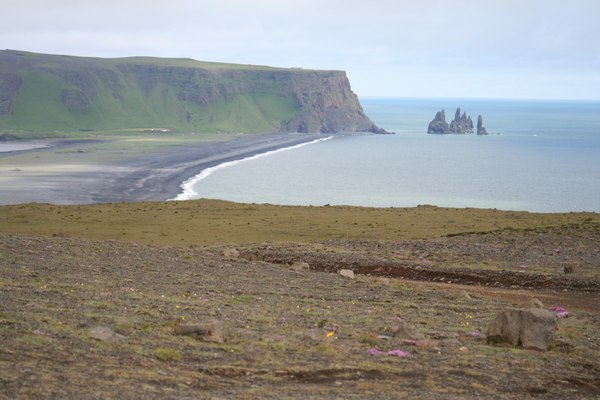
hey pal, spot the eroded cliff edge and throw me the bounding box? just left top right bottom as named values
left=0, top=50, right=384, bottom=136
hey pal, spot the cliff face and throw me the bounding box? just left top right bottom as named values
left=280, top=71, right=381, bottom=134
left=0, top=50, right=381, bottom=137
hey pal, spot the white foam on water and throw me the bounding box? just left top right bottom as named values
left=171, top=136, right=333, bottom=201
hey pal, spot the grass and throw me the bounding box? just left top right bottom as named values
left=0, top=200, right=598, bottom=247
left=154, top=348, right=182, bottom=362
left=0, top=50, right=311, bottom=138
left=1, top=49, right=322, bottom=72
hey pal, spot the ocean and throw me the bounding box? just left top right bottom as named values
left=176, top=98, right=600, bottom=213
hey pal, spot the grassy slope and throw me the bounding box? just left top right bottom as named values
left=1, top=202, right=599, bottom=399
left=0, top=51, right=301, bottom=138
left=0, top=199, right=598, bottom=246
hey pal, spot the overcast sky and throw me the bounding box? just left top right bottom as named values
left=3, top=0, right=600, bottom=100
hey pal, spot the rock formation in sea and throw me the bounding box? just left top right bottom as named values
left=427, top=107, right=478, bottom=134
left=449, top=109, right=474, bottom=133
left=426, top=110, right=450, bottom=133
left=477, top=115, right=489, bottom=135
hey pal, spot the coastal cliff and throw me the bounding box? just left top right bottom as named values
left=0, top=50, right=383, bottom=137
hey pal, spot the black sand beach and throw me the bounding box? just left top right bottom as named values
left=0, top=132, right=326, bottom=205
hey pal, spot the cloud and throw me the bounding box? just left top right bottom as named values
left=3, top=0, right=599, bottom=98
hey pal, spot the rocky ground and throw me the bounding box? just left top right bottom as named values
left=239, top=222, right=600, bottom=294
left=1, top=221, right=599, bottom=399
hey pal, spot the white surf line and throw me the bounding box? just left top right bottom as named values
left=170, top=136, right=334, bottom=201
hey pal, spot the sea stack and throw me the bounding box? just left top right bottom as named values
left=427, top=107, right=474, bottom=134
left=477, top=115, right=489, bottom=135
left=427, top=110, right=450, bottom=133
left=449, top=108, right=474, bottom=133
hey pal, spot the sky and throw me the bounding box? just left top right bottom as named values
left=3, top=0, right=600, bottom=100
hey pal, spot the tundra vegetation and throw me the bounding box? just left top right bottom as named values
left=1, top=200, right=599, bottom=399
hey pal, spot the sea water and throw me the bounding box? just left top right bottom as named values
left=180, top=98, right=600, bottom=212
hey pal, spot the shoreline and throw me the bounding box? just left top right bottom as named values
left=0, top=132, right=329, bottom=205
left=172, top=136, right=333, bottom=201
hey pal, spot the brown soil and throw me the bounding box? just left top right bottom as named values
left=1, top=225, right=599, bottom=399
left=239, top=222, right=600, bottom=296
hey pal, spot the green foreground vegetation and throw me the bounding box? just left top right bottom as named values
left=2, top=199, right=598, bottom=246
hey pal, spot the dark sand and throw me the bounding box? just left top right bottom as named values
left=0, top=132, right=326, bottom=205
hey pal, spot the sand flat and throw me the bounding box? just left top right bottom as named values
left=0, top=132, right=324, bottom=205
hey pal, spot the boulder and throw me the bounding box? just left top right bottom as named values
left=338, top=269, right=355, bottom=279
left=174, top=320, right=223, bottom=342
left=487, top=307, right=557, bottom=351
left=291, top=261, right=310, bottom=272
left=89, top=326, right=127, bottom=342
left=222, top=248, right=239, bottom=260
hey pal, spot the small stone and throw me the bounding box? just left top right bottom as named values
left=523, top=298, right=544, bottom=309
left=455, top=290, right=472, bottom=301
left=393, top=321, right=425, bottom=340
left=89, top=326, right=127, bottom=342
left=222, top=248, right=239, bottom=260
left=338, top=269, right=355, bottom=279
left=174, top=320, right=223, bottom=343
left=441, top=338, right=462, bottom=348
left=377, top=277, right=391, bottom=285
left=563, top=264, right=575, bottom=274
left=77, top=319, right=90, bottom=329
left=291, top=262, right=310, bottom=272
left=305, top=327, right=333, bottom=343
left=403, top=338, right=436, bottom=348
left=554, top=338, right=574, bottom=353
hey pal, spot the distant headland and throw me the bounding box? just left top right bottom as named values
left=427, top=108, right=488, bottom=135
left=0, top=49, right=387, bottom=137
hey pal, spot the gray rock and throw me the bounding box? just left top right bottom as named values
left=477, top=115, right=489, bottom=135
left=393, top=321, right=425, bottom=340
left=89, top=326, right=127, bottom=342
left=523, top=298, right=544, bottom=309
left=563, top=263, right=575, bottom=274
left=174, top=320, right=223, bottom=342
left=450, top=108, right=474, bottom=133
left=222, top=248, right=239, bottom=260
left=338, top=269, right=355, bottom=279
left=428, top=108, right=474, bottom=134
left=291, top=261, right=310, bottom=272
left=487, top=307, right=557, bottom=351
left=427, top=110, right=450, bottom=133
left=455, top=290, right=472, bottom=301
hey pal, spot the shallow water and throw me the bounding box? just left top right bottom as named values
left=0, top=142, right=48, bottom=153
left=181, top=98, right=600, bottom=212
